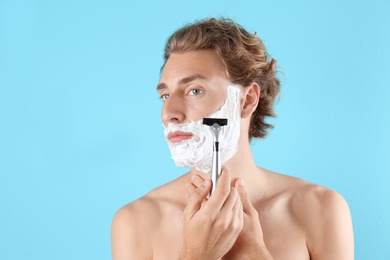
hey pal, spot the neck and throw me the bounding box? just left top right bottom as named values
left=190, top=139, right=267, bottom=201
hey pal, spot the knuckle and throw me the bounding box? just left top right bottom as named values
left=215, top=218, right=230, bottom=230
left=232, top=218, right=242, bottom=231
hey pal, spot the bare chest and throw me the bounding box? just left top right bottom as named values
left=152, top=208, right=310, bottom=260
left=259, top=207, right=310, bottom=260
left=152, top=216, right=183, bottom=260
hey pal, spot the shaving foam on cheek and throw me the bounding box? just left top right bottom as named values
left=163, top=85, right=241, bottom=173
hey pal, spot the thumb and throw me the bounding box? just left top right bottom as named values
left=235, top=179, right=253, bottom=215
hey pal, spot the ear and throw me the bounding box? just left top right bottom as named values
left=241, top=82, right=260, bottom=118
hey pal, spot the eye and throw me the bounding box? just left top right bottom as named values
left=188, top=89, right=203, bottom=96
left=160, top=94, right=169, bottom=101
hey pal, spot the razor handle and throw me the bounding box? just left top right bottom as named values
left=202, top=118, right=227, bottom=196
left=210, top=141, right=221, bottom=195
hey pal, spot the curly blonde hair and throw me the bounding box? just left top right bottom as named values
left=163, top=18, right=280, bottom=139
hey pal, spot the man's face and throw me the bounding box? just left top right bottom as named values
left=157, top=50, right=242, bottom=172
left=158, top=50, right=231, bottom=131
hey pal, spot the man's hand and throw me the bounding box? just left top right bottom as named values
left=179, top=170, right=244, bottom=260
left=223, top=179, right=273, bottom=259
left=187, top=173, right=273, bottom=260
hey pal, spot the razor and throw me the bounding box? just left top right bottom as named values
left=202, top=118, right=228, bottom=195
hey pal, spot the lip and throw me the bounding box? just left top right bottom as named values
left=167, top=131, right=194, bottom=143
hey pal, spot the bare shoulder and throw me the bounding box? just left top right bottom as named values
left=111, top=193, right=161, bottom=259
left=287, top=178, right=350, bottom=219
left=265, top=172, right=351, bottom=223
left=282, top=175, right=354, bottom=259
left=111, top=175, right=187, bottom=260
left=112, top=193, right=162, bottom=232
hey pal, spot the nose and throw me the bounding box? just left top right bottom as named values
left=161, top=93, right=186, bottom=125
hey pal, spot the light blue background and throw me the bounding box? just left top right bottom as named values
left=0, top=0, right=389, bottom=259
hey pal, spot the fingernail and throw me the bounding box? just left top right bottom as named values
left=238, top=179, right=245, bottom=186
left=191, top=175, right=196, bottom=181
left=185, top=183, right=190, bottom=190
left=202, top=180, right=209, bottom=187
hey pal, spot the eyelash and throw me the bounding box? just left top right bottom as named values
left=160, top=89, right=203, bottom=101
left=188, top=89, right=203, bottom=96
left=160, top=94, right=169, bottom=101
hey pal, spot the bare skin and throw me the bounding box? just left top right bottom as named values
left=111, top=50, right=354, bottom=259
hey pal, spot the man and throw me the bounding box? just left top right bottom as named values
left=111, top=18, right=354, bottom=259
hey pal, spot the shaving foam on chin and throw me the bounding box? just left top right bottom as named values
left=163, top=85, right=241, bottom=173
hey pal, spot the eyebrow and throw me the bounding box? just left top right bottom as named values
left=157, top=74, right=207, bottom=92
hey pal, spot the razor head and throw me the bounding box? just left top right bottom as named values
left=203, top=118, right=228, bottom=142
left=202, top=118, right=228, bottom=127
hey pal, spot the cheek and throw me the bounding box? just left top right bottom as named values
left=190, top=102, right=220, bottom=121
left=202, top=96, right=226, bottom=117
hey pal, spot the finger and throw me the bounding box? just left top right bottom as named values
left=184, top=174, right=207, bottom=199
left=183, top=179, right=212, bottom=221
left=191, top=174, right=206, bottom=188
left=207, top=168, right=231, bottom=210
left=185, top=183, right=196, bottom=199
left=231, top=192, right=244, bottom=232
left=185, top=174, right=205, bottom=199
left=235, top=178, right=255, bottom=215
left=231, top=188, right=243, bottom=218
left=217, top=189, right=243, bottom=236
left=219, top=187, right=240, bottom=214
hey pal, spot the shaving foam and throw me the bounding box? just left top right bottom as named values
left=164, top=85, right=241, bottom=173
